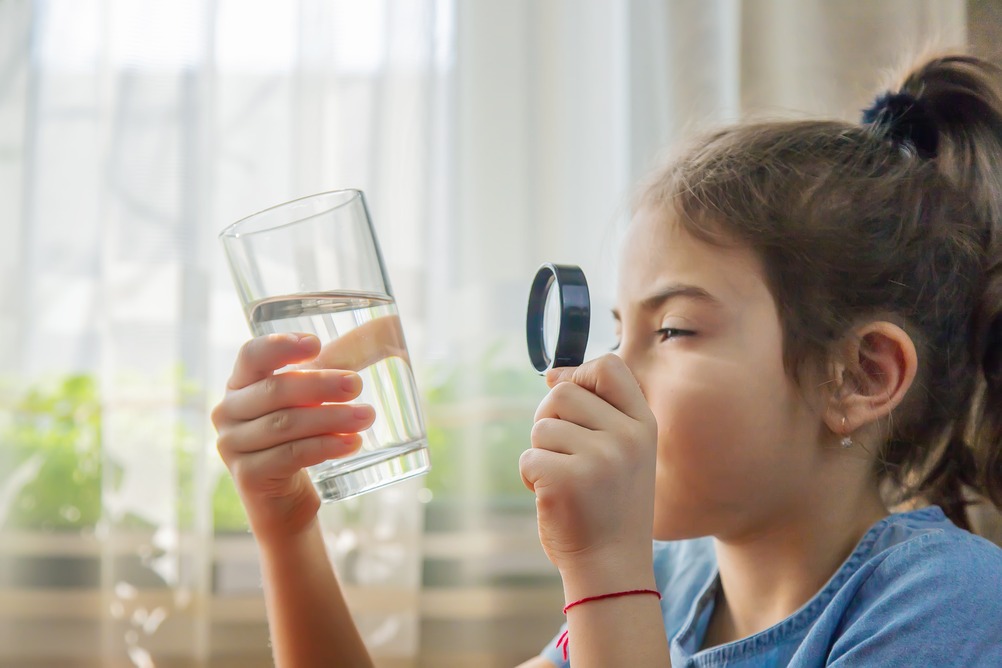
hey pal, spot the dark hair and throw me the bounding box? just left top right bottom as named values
left=637, top=54, right=1002, bottom=531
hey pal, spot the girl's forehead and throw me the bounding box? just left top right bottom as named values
left=618, top=208, right=713, bottom=277
left=616, top=208, right=769, bottom=309
left=619, top=207, right=681, bottom=262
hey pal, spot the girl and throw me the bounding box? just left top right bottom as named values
left=212, top=52, right=1002, bottom=667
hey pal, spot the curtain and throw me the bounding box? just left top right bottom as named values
left=0, top=1, right=967, bottom=667
left=1, top=1, right=447, bottom=665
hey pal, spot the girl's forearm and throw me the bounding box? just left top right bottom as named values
left=558, top=558, right=671, bottom=668
left=257, top=518, right=373, bottom=668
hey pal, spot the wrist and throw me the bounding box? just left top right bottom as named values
left=240, top=475, right=322, bottom=543
left=557, top=549, right=656, bottom=603
left=254, top=515, right=323, bottom=561
left=563, top=588, right=662, bottom=614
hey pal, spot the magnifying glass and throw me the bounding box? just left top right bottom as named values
left=526, top=263, right=590, bottom=373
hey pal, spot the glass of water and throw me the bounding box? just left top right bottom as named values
left=219, top=189, right=430, bottom=502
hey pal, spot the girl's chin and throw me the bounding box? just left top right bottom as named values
left=652, top=513, right=713, bottom=542
left=653, top=528, right=710, bottom=542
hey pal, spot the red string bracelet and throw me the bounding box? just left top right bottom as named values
left=555, top=588, right=662, bottom=660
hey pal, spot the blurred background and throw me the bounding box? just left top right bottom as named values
left=0, top=1, right=996, bottom=666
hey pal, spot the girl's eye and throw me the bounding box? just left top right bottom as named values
left=610, top=328, right=693, bottom=351
left=657, top=328, right=694, bottom=341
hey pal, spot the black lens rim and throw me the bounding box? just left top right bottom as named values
left=526, top=263, right=590, bottom=373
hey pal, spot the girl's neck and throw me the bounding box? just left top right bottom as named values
left=703, top=482, right=888, bottom=649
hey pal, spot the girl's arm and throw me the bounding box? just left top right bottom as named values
left=515, top=657, right=560, bottom=668
left=520, top=355, right=671, bottom=667
left=258, top=517, right=372, bottom=668
left=212, top=333, right=379, bottom=667
left=558, top=560, right=668, bottom=667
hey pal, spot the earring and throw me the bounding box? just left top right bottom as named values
left=840, top=417, right=853, bottom=449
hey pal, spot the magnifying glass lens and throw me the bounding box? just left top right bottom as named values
left=526, top=263, right=590, bottom=373
left=543, top=281, right=561, bottom=361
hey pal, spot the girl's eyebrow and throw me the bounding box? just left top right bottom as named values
left=611, top=283, right=723, bottom=320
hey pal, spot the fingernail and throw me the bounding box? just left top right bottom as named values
left=291, top=333, right=317, bottom=346
left=353, top=405, right=373, bottom=420
left=341, top=373, right=360, bottom=392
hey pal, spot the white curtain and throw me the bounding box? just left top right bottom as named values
left=1, top=1, right=448, bottom=665
left=0, top=1, right=965, bottom=666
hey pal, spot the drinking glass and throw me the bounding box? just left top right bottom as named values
left=219, top=189, right=430, bottom=502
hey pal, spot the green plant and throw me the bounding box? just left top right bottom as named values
left=0, top=374, right=247, bottom=532
left=2, top=375, right=102, bottom=529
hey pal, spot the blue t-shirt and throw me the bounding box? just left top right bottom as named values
left=540, top=506, right=1002, bottom=666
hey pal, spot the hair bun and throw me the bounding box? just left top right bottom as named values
left=861, top=92, right=940, bottom=159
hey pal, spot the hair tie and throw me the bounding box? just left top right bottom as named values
left=861, top=91, right=940, bottom=159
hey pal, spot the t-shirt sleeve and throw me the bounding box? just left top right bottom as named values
left=827, top=532, right=1002, bottom=666
left=538, top=622, right=569, bottom=667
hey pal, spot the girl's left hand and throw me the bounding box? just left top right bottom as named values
left=519, top=354, right=658, bottom=579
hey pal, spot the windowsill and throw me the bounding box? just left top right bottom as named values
left=0, top=518, right=564, bottom=665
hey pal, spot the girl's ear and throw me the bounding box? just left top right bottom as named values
left=823, top=321, right=918, bottom=437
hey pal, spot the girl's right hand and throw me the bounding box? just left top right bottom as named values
left=211, top=333, right=376, bottom=541
left=520, top=354, right=658, bottom=580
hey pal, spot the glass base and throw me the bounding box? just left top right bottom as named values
left=312, top=440, right=430, bottom=502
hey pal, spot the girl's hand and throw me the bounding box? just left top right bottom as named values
left=519, top=354, right=658, bottom=579
left=211, top=333, right=376, bottom=541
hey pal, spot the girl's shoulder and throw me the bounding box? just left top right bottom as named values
left=863, top=504, right=1002, bottom=569
left=845, top=505, right=1002, bottom=613
left=822, top=506, right=1002, bottom=664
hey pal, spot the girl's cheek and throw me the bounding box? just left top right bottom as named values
left=657, top=380, right=745, bottom=454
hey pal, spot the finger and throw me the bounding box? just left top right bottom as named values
left=545, top=354, right=649, bottom=423
left=222, top=370, right=363, bottom=422
left=519, top=446, right=572, bottom=493
left=533, top=380, right=626, bottom=432
left=530, top=415, right=597, bottom=456
left=218, top=403, right=376, bottom=457
left=228, top=333, right=321, bottom=390
left=233, top=433, right=363, bottom=485
left=310, top=315, right=410, bottom=371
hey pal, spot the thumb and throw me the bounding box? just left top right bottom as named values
left=545, top=366, right=576, bottom=388
left=548, top=355, right=650, bottom=423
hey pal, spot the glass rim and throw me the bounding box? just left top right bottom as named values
left=218, top=188, right=363, bottom=239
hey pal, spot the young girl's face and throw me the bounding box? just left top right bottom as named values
left=614, top=206, right=827, bottom=541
